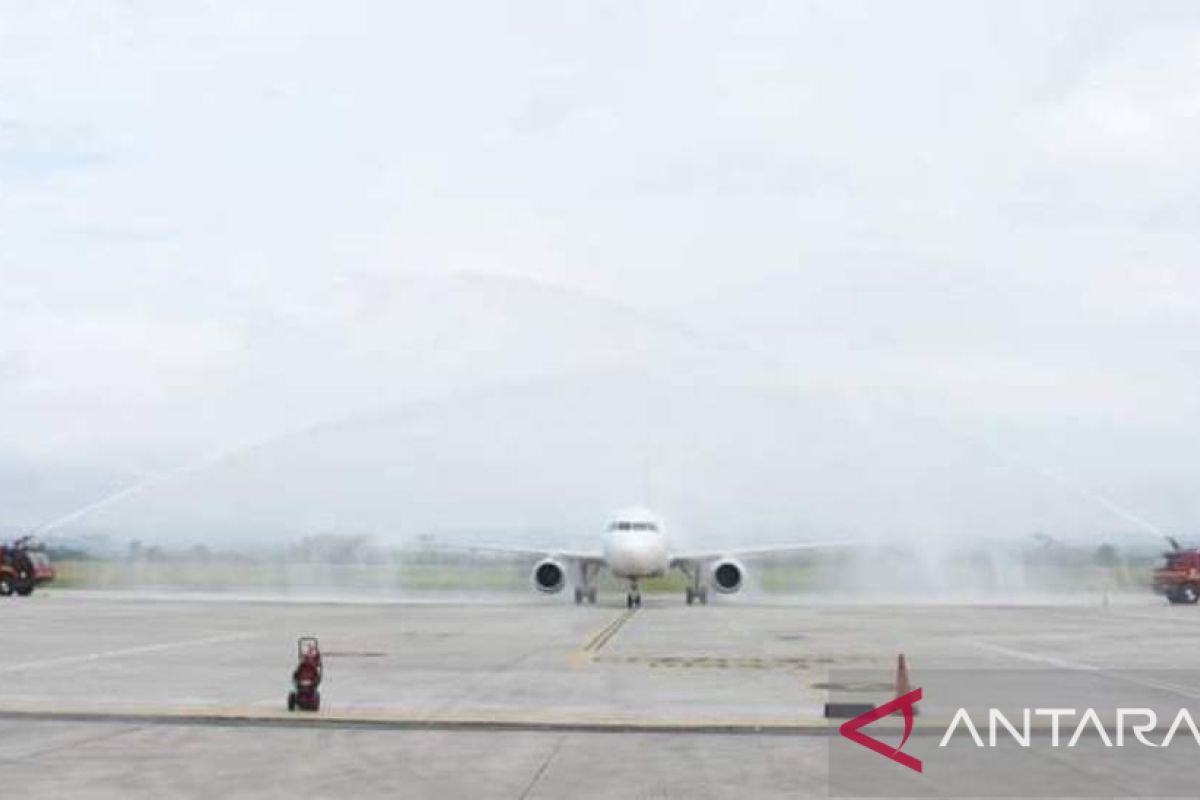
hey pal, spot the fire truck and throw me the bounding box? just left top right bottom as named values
left=0, top=536, right=55, bottom=597
left=1153, top=539, right=1200, bottom=605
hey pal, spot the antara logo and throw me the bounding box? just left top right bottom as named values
left=838, top=688, right=923, bottom=773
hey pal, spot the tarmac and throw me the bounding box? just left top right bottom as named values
left=1, top=589, right=1198, bottom=798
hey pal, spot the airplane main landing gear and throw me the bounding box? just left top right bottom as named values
left=680, top=564, right=708, bottom=606
left=574, top=563, right=600, bottom=605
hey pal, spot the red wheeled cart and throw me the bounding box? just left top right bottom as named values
left=287, top=636, right=323, bottom=711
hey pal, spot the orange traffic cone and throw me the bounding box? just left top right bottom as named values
left=895, top=653, right=912, bottom=697
left=896, top=653, right=919, bottom=716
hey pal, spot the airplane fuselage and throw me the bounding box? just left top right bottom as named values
left=603, top=527, right=670, bottom=579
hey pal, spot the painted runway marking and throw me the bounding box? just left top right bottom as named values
left=1101, top=672, right=1200, bottom=703
left=581, top=609, right=637, bottom=655
left=969, top=639, right=1200, bottom=702
left=0, top=705, right=837, bottom=735
left=0, top=632, right=260, bottom=673
left=967, top=639, right=1099, bottom=671
left=576, top=609, right=643, bottom=662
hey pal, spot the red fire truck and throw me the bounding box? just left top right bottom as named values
left=0, top=536, right=55, bottom=597
left=1153, top=540, right=1200, bottom=605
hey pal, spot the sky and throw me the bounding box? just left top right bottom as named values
left=1, top=1, right=1199, bottom=545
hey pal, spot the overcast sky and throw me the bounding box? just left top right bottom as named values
left=2, top=1, right=1199, bottom=543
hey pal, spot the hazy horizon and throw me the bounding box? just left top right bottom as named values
left=3, top=2, right=1199, bottom=549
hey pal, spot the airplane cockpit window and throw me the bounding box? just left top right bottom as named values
left=608, top=521, right=659, bottom=532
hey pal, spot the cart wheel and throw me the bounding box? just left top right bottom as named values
left=287, top=692, right=297, bottom=711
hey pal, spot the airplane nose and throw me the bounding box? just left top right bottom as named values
left=604, top=532, right=666, bottom=575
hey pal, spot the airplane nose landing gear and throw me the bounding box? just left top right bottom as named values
left=626, top=581, right=642, bottom=609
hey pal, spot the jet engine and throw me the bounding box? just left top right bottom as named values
left=709, top=558, right=745, bottom=594
left=531, top=558, right=567, bottom=594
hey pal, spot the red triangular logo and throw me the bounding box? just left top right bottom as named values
left=838, top=688, right=923, bottom=773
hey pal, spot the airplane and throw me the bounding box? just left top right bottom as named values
left=460, top=505, right=840, bottom=608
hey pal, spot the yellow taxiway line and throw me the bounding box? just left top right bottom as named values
left=0, top=700, right=842, bottom=734
left=570, top=607, right=638, bottom=666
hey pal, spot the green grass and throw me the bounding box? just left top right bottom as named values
left=45, top=559, right=1154, bottom=596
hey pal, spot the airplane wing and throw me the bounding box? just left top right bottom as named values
left=670, top=541, right=850, bottom=566
left=426, top=542, right=605, bottom=565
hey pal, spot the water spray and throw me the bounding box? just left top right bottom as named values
left=873, top=399, right=1177, bottom=549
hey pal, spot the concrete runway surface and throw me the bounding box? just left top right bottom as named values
left=1, top=590, right=1196, bottom=798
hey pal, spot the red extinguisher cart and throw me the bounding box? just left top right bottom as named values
left=287, top=636, right=323, bottom=711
